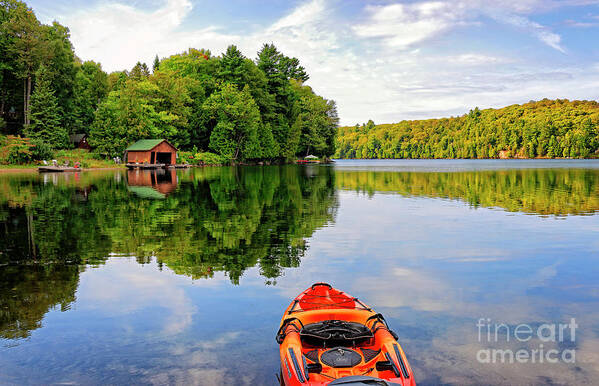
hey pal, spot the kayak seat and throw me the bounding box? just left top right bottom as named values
left=300, top=319, right=374, bottom=347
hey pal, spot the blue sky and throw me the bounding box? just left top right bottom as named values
left=28, top=0, right=599, bottom=125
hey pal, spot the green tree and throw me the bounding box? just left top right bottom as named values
left=71, top=60, right=108, bottom=134
left=25, top=64, right=67, bottom=148
left=89, top=72, right=191, bottom=156
left=218, top=45, right=245, bottom=86
left=152, top=54, right=160, bottom=73
left=43, top=21, right=76, bottom=131
left=129, top=61, right=150, bottom=80
left=335, top=99, right=599, bottom=160
left=292, top=81, right=338, bottom=157
left=0, top=0, right=21, bottom=126
left=149, top=68, right=193, bottom=147
left=204, top=83, right=261, bottom=160
left=1, top=0, right=46, bottom=126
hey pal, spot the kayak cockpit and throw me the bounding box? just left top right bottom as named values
left=300, top=320, right=374, bottom=347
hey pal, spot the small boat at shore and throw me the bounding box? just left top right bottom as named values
left=277, top=283, right=415, bottom=386
left=38, top=166, right=81, bottom=173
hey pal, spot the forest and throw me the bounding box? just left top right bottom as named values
left=0, top=0, right=338, bottom=164
left=336, top=99, right=599, bottom=159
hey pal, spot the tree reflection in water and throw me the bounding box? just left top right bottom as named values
left=0, top=166, right=338, bottom=339
left=2, top=165, right=599, bottom=341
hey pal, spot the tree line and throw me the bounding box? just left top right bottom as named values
left=0, top=0, right=338, bottom=162
left=336, top=99, right=599, bottom=159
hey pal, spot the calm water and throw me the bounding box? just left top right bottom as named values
left=1, top=160, right=599, bottom=385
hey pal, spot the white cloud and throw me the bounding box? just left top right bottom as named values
left=447, top=53, right=508, bottom=65
left=353, top=2, right=462, bottom=48
left=495, top=13, right=566, bottom=52
left=353, top=0, right=566, bottom=52
left=61, top=0, right=236, bottom=71
left=78, top=257, right=197, bottom=335
left=268, top=0, right=326, bottom=32
left=38, top=0, right=599, bottom=125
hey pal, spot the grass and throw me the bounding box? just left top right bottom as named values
left=0, top=149, right=124, bottom=170
left=0, top=164, right=39, bottom=169
left=54, top=149, right=123, bottom=168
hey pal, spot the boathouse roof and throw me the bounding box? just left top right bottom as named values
left=125, top=139, right=176, bottom=151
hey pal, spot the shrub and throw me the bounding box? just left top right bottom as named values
left=178, top=151, right=228, bottom=165
left=54, top=149, right=69, bottom=159
left=0, top=136, right=35, bottom=165
left=31, top=139, right=54, bottom=161
left=177, top=151, right=194, bottom=164
left=194, top=152, right=228, bottom=165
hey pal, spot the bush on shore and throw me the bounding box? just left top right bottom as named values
left=0, top=135, right=120, bottom=168
left=179, top=151, right=229, bottom=166
left=0, top=136, right=35, bottom=165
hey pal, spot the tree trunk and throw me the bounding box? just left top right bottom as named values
left=25, top=75, right=32, bottom=126
left=27, top=210, right=36, bottom=259
left=0, top=77, right=5, bottom=115
left=23, top=78, right=27, bottom=125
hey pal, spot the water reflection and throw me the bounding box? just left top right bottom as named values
left=335, top=168, right=599, bottom=216
left=1, top=163, right=598, bottom=385
left=0, top=166, right=338, bottom=340
left=0, top=167, right=338, bottom=275
left=0, top=264, right=79, bottom=340
left=127, top=169, right=178, bottom=199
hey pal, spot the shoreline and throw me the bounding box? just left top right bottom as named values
left=0, top=166, right=125, bottom=174
left=3, top=158, right=599, bottom=173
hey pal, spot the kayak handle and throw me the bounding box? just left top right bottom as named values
left=311, top=282, right=332, bottom=290
left=276, top=317, right=305, bottom=344
left=366, top=313, right=399, bottom=340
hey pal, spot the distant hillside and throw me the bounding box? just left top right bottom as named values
left=335, top=99, right=599, bottom=159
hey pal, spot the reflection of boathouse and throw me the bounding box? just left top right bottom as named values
left=127, top=169, right=178, bottom=199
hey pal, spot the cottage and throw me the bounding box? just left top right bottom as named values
left=125, top=139, right=177, bottom=165
left=69, top=134, right=91, bottom=150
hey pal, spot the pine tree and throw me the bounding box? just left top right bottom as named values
left=26, top=65, right=68, bottom=148
left=153, top=55, right=160, bottom=73
left=130, top=61, right=150, bottom=80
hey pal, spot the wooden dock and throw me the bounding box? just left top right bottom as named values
left=126, top=163, right=166, bottom=169
left=296, top=160, right=320, bottom=164
left=126, top=163, right=191, bottom=169
left=38, top=166, right=81, bottom=173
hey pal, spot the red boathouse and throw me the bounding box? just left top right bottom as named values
left=125, top=139, right=177, bottom=165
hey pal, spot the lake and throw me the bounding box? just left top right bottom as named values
left=1, top=160, right=599, bottom=385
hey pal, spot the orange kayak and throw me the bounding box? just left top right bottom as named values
left=277, top=283, right=416, bottom=386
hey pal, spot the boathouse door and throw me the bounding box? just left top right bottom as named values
left=150, top=152, right=155, bottom=163
left=156, top=152, right=172, bottom=165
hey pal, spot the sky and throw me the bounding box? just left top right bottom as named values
left=28, top=0, right=599, bottom=125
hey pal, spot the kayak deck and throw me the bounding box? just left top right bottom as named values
left=277, top=283, right=416, bottom=386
